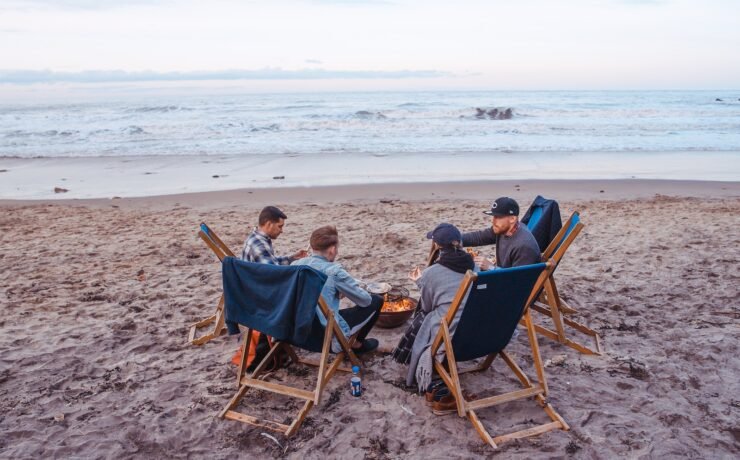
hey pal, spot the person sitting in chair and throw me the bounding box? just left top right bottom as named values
left=239, top=206, right=308, bottom=371
left=392, top=223, right=476, bottom=392
left=241, top=205, right=308, bottom=265
left=292, top=225, right=383, bottom=354
left=462, top=197, right=541, bottom=270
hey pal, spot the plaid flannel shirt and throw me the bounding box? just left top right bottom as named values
left=240, top=228, right=293, bottom=266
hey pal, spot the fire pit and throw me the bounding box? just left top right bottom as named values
left=377, top=286, right=417, bottom=329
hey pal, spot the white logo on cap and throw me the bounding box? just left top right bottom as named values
left=492, top=202, right=498, bottom=209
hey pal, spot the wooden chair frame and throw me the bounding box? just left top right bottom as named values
left=430, top=262, right=569, bottom=449
left=528, top=212, right=602, bottom=355
left=219, top=297, right=361, bottom=436
left=188, top=223, right=233, bottom=345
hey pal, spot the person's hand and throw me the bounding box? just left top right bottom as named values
left=292, top=249, right=309, bottom=259
left=409, top=266, right=422, bottom=282
left=474, top=255, right=495, bottom=271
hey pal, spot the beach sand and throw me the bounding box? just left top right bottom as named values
left=1, top=180, right=738, bottom=458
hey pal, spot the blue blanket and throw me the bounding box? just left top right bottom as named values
left=221, top=257, right=327, bottom=344
left=522, top=195, right=562, bottom=252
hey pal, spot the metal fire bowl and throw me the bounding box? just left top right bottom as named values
left=376, top=297, right=417, bottom=329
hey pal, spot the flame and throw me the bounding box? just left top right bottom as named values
left=381, top=297, right=415, bottom=313
left=465, top=247, right=479, bottom=257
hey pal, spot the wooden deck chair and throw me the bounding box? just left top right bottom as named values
left=528, top=212, right=602, bottom=355
left=430, top=261, right=569, bottom=449
left=188, top=223, right=234, bottom=345
left=220, top=296, right=361, bottom=436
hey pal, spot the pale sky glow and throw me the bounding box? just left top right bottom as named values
left=1, top=0, right=739, bottom=90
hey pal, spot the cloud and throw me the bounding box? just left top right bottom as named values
left=0, top=68, right=449, bottom=84
left=305, top=59, right=324, bottom=65
left=1, top=0, right=164, bottom=9
left=616, top=0, right=666, bottom=4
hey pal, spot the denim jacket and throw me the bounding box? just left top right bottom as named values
left=291, top=255, right=372, bottom=338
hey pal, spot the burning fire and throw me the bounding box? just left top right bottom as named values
left=381, top=297, right=416, bottom=313
left=466, top=247, right=479, bottom=257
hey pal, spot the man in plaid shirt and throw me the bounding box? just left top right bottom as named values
left=238, top=206, right=308, bottom=372
left=241, top=206, right=308, bottom=265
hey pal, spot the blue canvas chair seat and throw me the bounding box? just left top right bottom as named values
left=217, top=258, right=361, bottom=437
left=430, top=261, right=569, bottom=449
left=528, top=212, right=602, bottom=355
left=188, top=223, right=233, bottom=345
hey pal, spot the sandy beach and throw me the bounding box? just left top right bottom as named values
left=1, top=179, right=738, bottom=458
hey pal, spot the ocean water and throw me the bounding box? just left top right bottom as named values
left=2, top=90, right=740, bottom=158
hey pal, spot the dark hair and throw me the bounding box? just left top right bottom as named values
left=258, top=206, right=287, bottom=226
left=310, top=225, right=339, bottom=251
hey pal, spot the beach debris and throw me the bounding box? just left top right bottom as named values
left=566, top=441, right=582, bottom=454
left=212, top=175, right=220, bottom=178
left=600, top=190, right=605, bottom=193
left=715, top=98, right=723, bottom=102
left=137, top=269, right=146, bottom=282
left=260, top=432, right=283, bottom=449
left=381, top=232, right=407, bottom=248
left=400, top=404, right=415, bottom=416
left=112, top=196, right=121, bottom=199
left=273, top=176, right=285, bottom=180
left=53, top=413, right=65, bottom=422
left=0, top=169, right=7, bottom=173
left=54, top=187, right=69, bottom=194
left=545, top=354, right=568, bottom=367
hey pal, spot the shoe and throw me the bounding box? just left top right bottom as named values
left=425, top=381, right=447, bottom=406
left=352, top=338, right=379, bottom=355
left=432, top=394, right=458, bottom=415
left=432, top=390, right=477, bottom=416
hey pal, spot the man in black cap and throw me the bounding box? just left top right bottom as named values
left=463, top=197, right=541, bottom=269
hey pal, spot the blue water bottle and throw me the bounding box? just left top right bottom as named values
left=350, top=365, right=362, bottom=397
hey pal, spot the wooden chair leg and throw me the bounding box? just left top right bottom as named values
left=236, top=329, right=252, bottom=386
left=286, top=400, right=315, bottom=437
left=313, top=316, right=335, bottom=404
left=530, top=280, right=603, bottom=356
left=499, top=351, right=532, bottom=389
left=468, top=410, right=497, bottom=448
left=459, top=353, right=497, bottom=374
left=549, top=275, right=578, bottom=314
left=189, top=295, right=227, bottom=346
left=544, top=278, right=567, bottom=342
left=523, top=310, right=548, bottom=395
left=441, top=322, right=466, bottom=417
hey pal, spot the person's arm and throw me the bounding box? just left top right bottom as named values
left=248, top=238, right=288, bottom=265
left=417, top=270, right=435, bottom=313
left=333, top=268, right=373, bottom=307
left=462, top=228, right=496, bottom=247
left=273, top=254, right=294, bottom=266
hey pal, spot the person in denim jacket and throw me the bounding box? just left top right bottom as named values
left=292, top=225, right=383, bottom=354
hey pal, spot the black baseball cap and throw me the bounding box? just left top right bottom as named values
left=483, top=197, right=519, bottom=217
left=426, top=222, right=462, bottom=246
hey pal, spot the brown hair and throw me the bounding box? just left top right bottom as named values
left=258, top=206, right=287, bottom=226
left=310, top=225, right=339, bottom=251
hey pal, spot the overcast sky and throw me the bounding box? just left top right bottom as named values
left=1, top=0, right=739, bottom=90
